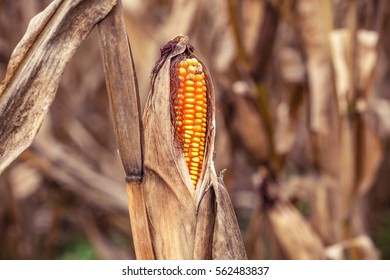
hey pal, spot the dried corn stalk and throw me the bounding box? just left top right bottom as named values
left=268, top=203, right=325, bottom=259
left=126, top=35, right=246, bottom=259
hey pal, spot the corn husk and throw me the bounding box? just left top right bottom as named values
left=128, top=35, right=246, bottom=259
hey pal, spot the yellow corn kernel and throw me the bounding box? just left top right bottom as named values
left=194, top=132, right=202, bottom=137
left=183, top=109, right=195, bottom=115
left=192, top=157, right=200, bottom=163
left=190, top=162, right=199, bottom=167
left=186, top=98, right=196, bottom=104
left=183, top=125, right=194, bottom=130
left=190, top=170, right=198, bottom=176
left=190, top=151, right=199, bottom=157
left=185, top=80, right=195, bottom=87
left=184, top=104, right=194, bottom=109
left=185, top=86, right=195, bottom=92
left=195, top=105, right=203, bottom=112
left=173, top=57, right=208, bottom=189
left=194, top=125, right=202, bottom=132
left=184, top=92, right=195, bottom=98
left=178, top=67, right=187, bottom=76
left=188, top=66, right=197, bottom=74
left=183, top=119, right=194, bottom=125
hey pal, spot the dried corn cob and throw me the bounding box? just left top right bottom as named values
left=135, top=35, right=246, bottom=260
left=172, top=57, right=207, bottom=188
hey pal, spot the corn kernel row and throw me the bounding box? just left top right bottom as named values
left=173, top=57, right=207, bottom=188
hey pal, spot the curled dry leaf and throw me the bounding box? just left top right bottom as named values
left=0, top=0, right=117, bottom=175
left=130, top=35, right=246, bottom=259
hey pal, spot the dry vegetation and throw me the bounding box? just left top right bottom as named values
left=1, top=0, right=390, bottom=259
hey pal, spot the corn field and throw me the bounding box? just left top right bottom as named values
left=1, top=0, right=390, bottom=260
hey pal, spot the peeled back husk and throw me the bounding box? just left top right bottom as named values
left=131, top=35, right=246, bottom=259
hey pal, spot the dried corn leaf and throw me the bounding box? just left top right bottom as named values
left=241, top=0, right=264, bottom=56
left=0, top=0, right=117, bottom=174
left=329, top=28, right=356, bottom=217
left=356, top=30, right=379, bottom=96
left=355, top=31, right=382, bottom=197
left=308, top=176, right=342, bottom=245
left=229, top=82, right=271, bottom=164
left=356, top=115, right=382, bottom=197
left=31, top=118, right=128, bottom=214
left=294, top=0, right=333, bottom=134
left=210, top=174, right=247, bottom=259
left=330, top=28, right=383, bottom=200
left=329, top=29, right=351, bottom=114
left=269, top=203, right=325, bottom=259
left=274, top=102, right=295, bottom=155
left=325, top=235, right=379, bottom=260
left=366, top=98, right=390, bottom=138
left=330, top=29, right=379, bottom=111
left=278, top=47, right=305, bottom=84
left=294, top=0, right=340, bottom=178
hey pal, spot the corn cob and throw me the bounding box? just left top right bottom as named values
left=173, top=57, right=207, bottom=188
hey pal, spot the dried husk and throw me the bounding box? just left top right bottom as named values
left=268, top=202, right=325, bottom=259
left=245, top=171, right=326, bottom=260
left=134, top=35, right=246, bottom=259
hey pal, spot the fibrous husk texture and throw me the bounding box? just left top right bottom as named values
left=132, top=36, right=246, bottom=259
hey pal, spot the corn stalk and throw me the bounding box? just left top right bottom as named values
left=0, top=0, right=246, bottom=259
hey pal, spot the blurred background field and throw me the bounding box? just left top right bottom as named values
left=1, top=0, right=390, bottom=259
